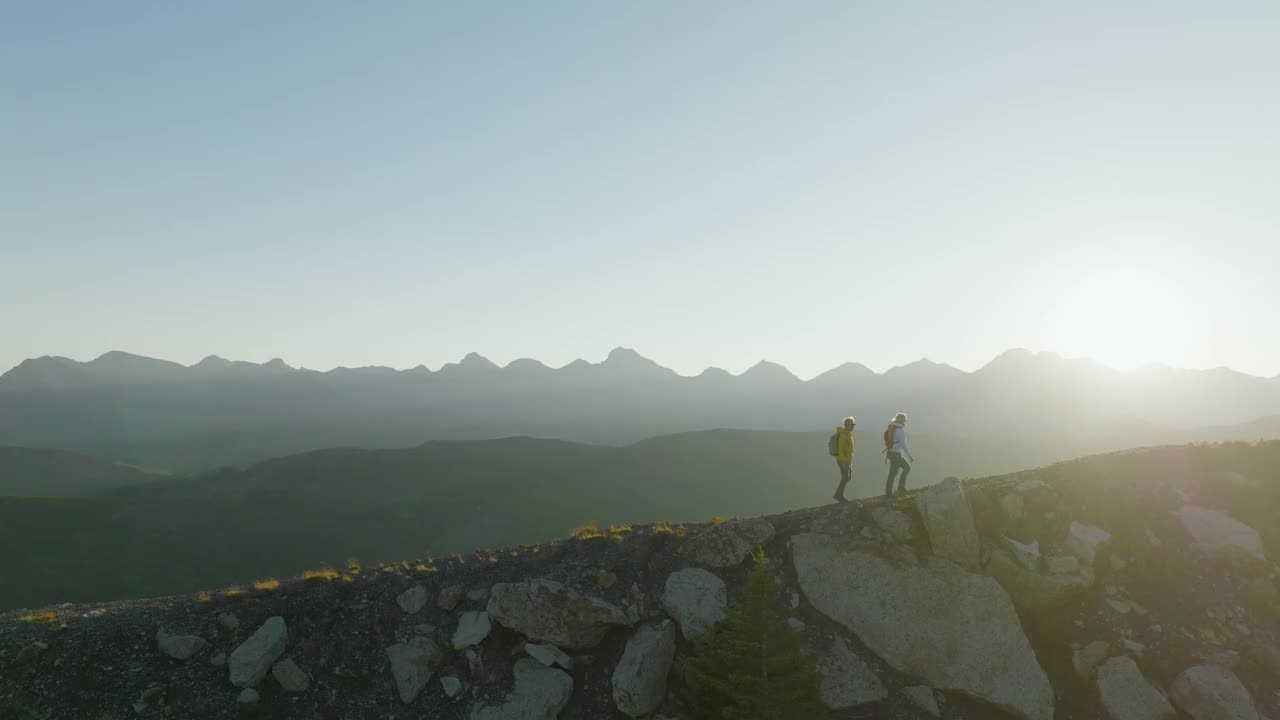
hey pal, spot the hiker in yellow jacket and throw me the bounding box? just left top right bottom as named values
left=833, top=416, right=855, bottom=503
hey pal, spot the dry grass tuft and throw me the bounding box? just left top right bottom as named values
left=346, top=558, right=361, bottom=574
left=18, top=610, right=57, bottom=624
left=709, top=516, right=726, bottom=525
left=223, top=586, right=249, bottom=599
left=414, top=562, right=439, bottom=574
left=651, top=521, right=686, bottom=538
left=196, top=590, right=213, bottom=603
left=302, top=567, right=340, bottom=582
left=252, top=578, right=281, bottom=592
left=570, top=521, right=605, bottom=541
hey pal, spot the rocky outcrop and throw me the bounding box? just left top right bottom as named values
left=661, top=568, right=727, bottom=641
left=386, top=636, right=445, bottom=704
left=1068, top=522, right=1112, bottom=566
left=679, top=518, right=775, bottom=567
left=985, top=547, right=1094, bottom=609
left=437, top=585, right=464, bottom=611
left=1176, top=506, right=1266, bottom=562
left=869, top=507, right=916, bottom=542
left=487, top=579, right=630, bottom=649
left=156, top=629, right=206, bottom=660
left=1096, top=656, right=1175, bottom=720
left=397, top=585, right=430, bottom=614
left=271, top=658, right=309, bottom=692
left=453, top=611, right=492, bottom=650
left=791, top=533, right=1052, bottom=720
left=228, top=616, right=288, bottom=688
left=916, top=477, right=981, bottom=567
left=1169, top=664, right=1259, bottom=720
left=1005, top=537, right=1041, bottom=571
left=469, top=658, right=573, bottom=720
left=611, top=620, right=676, bottom=717
left=526, top=643, right=574, bottom=671
left=817, top=637, right=887, bottom=709
left=903, top=686, right=941, bottom=718
left=1073, top=640, right=1111, bottom=678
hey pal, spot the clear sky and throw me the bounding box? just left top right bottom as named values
left=3, top=2, right=1278, bottom=379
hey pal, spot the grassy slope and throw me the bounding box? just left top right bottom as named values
left=0, top=446, right=167, bottom=496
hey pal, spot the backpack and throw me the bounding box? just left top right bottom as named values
left=827, top=431, right=840, bottom=457
left=883, top=423, right=897, bottom=451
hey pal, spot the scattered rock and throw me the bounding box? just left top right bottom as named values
left=218, top=613, right=240, bottom=632
left=1108, top=599, right=1133, bottom=615
left=228, top=616, right=288, bottom=688
left=916, top=476, right=981, bottom=568
left=397, top=585, right=430, bottom=614
left=1176, top=506, right=1267, bottom=562
left=453, top=611, right=492, bottom=650
left=1006, top=537, right=1041, bottom=571
left=817, top=637, right=888, bottom=709
left=237, top=688, right=259, bottom=706
left=985, top=547, right=1094, bottom=609
left=596, top=571, right=618, bottom=589
left=1046, top=554, right=1080, bottom=574
left=1123, top=639, right=1147, bottom=657
left=467, top=587, right=490, bottom=603
left=1146, top=528, right=1164, bottom=548
left=525, top=643, right=575, bottom=671
left=271, top=658, right=309, bottom=692
left=1015, top=478, right=1051, bottom=494
left=386, top=636, right=445, bottom=704
left=792, top=533, right=1052, bottom=720
left=156, top=629, right=206, bottom=660
left=612, top=620, right=677, bottom=717
left=441, top=675, right=463, bottom=698
left=1112, top=555, right=1129, bottom=571
left=662, top=568, right=727, bottom=641
left=1000, top=493, right=1025, bottom=521
left=903, top=686, right=942, bottom=718
left=437, top=585, right=464, bottom=611
left=787, top=617, right=806, bottom=631
left=465, top=647, right=485, bottom=681
left=1073, top=641, right=1111, bottom=678
left=1095, top=656, right=1175, bottom=720
left=679, top=518, right=776, bottom=567
left=1169, top=664, right=1260, bottom=720
left=469, top=658, right=573, bottom=720
left=488, top=579, right=631, bottom=649
left=869, top=507, right=916, bottom=542
left=1067, top=522, right=1112, bottom=566
left=15, top=642, right=47, bottom=666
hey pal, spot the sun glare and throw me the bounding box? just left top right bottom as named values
left=1049, top=269, right=1187, bottom=370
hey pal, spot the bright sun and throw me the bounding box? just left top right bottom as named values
left=1050, top=269, right=1187, bottom=370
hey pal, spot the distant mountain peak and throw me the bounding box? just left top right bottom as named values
left=263, top=358, right=293, bottom=370
left=811, top=361, right=876, bottom=384
left=194, top=355, right=230, bottom=367
left=505, top=358, right=551, bottom=372
left=440, top=352, right=499, bottom=373
left=740, top=360, right=799, bottom=382
left=600, top=347, right=675, bottom=376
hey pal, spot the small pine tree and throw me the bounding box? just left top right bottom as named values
left=676, top=549, right=828, bottom=720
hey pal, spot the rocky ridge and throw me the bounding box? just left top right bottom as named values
left=2, top=442, right=1278, bottom=719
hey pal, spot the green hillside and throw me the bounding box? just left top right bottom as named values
left=0, top=446, right=167, bottom=496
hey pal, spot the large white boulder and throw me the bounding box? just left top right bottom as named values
left=869, top=507, right=916, bottom=543
left=469, top=658, right=573, bottom=720
left=1176, top=506, right=1266, bottom=562
left=915, top=477, right=981, bottom=568
left=661, top=568, right=727, bottom=641
left=453, top=611, right=492, bottom=650
left=817, top=637, right=887, bottom=709
left=1067, top=522, right=1112, bottom=566
left=386, top=636, right=445, bottom=704
left=1169, top=664, right=1259, bottom=720
left=487, top=579, right=630, bottom=649
left=791, top=533, right=1052, bottom=720
left=1096, top=656, right=1175, bottom=720
left=679, top=518, right=776, bottom=567
left=612, top=620, right=677, bottom=717
left=228, top=616, right=288, bottom=688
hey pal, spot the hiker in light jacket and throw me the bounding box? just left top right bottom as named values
left=833, top=416, right=855, bottom=503
left=885, top=412, right=914, bottom=497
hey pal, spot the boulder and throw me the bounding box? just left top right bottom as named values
left=791, top=533, right=1052, bottom=720
left=869, top=507, right=916, bottom=542
left=916, top=477, right=981, bottom=568
left=526, top=643, right=574, bottom=671
left=1169, top=664, right=1259, bottom=720
left=469, top=658, right=573, bottom=720
left=1096, top=656, right=1175, bottom=720
left=679, top=518, right=776, bottom=567
left=1001, top=493, right=1025, bottom=521
left=1073, top=641, right=1111, bottom=678
left=398, top=585, right=430, bottom=614
left=1006, top=537, right=1041, bottom=571
left=228, top=616, right=288, bottom=688
left=1046, top=554, right=1080, bottom=575
left=441, top=675, right=463, bottom=698
left=438, top=585, right=464, bottom=611
left=817, top=637, right=887, bottom=709
left=488, top=579, right=630, bottom=649
left=386, top=636, right=445, bottom=704
left=271, top=658, right=309, bottom=692
left=903, top=686, right=941, bottom=718
left=1176, top=506, right=1266, bottom=562
left=661, top=568, right=727, bottom=641
left=237, top=688, right=259, bottom=706
left=985, top=547, right=1094, bottom=610
left=156, top=629, right=206, bottom=660
left=612, top=620, right=677, bottom=717
left=1067, top=522, right=1112, bottom=566
left=453, top=611, right=492, bottom=650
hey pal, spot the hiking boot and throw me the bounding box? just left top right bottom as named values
left=832, top=494, right=848, bottom=504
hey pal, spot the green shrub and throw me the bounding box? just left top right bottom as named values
left=677, top=550, right=827, bottom=720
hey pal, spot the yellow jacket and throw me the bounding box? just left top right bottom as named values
left=836, top=426, right=854, bottom=463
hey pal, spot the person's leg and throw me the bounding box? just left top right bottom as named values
left=834, top=461, right=850, bottom=501
left=896, top=457, right=912, bottom=494
left=885, top=454, right=900, bottom=497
